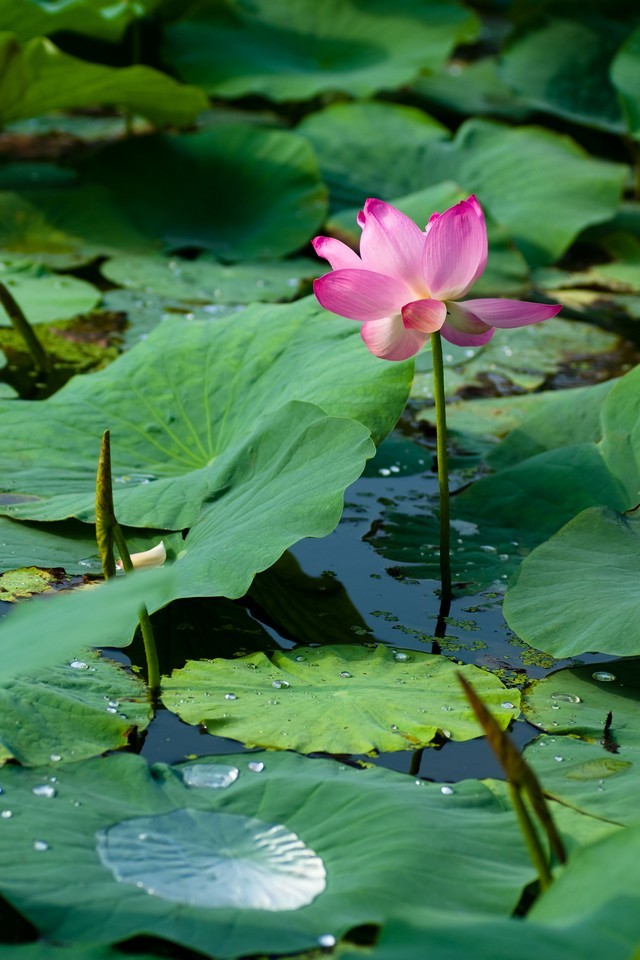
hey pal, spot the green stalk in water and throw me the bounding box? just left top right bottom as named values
left=95, top=430, right=160, bottom=700
left=429, top=331, right=452, bottom=603
left=0, top=280, right=49, bottom=376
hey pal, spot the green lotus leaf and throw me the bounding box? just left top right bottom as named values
left=302, top=103, right=626, bottom=265
left=524, top=735, right=640, bottom=828
left=0, top=0, right=160, bottom=43
left=499, top=16, right=627, bottom=133
left=611, top=26, right=640, bottom=138
left=504, top=507, right=640, bottom=659
left=413, top=55, right=532, bottom=121
left=0, top=650, right=151, bottom=767
left=0, top=566, right=174, bottom=683
left=297, top=102, right=450, bottom=210
left=0, top=258, right=99, bottom=326
left=100, top=253, right=318, bottom=304
left=162, top=645, right=520, bottom=754
left=0, top=517, right=179, bottom=575
left=161, top=0, right=479, bottom=102
left=0, top=125, right=326, bottom=262
left=0, top=751, right=536, bottom=957
left=523, top=660, right=640, bottom=746
left=0, top=300, right=409, bottom=527
left=0, top=33, right=208, bottom=128
left=0, top=945, right=162, bottom=960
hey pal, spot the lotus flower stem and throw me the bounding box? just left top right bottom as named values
left=0, top=279, right=49, bottom=376
left=430, top=331, right=452, bottom=603
left=96, top=430, right=160, bottom=700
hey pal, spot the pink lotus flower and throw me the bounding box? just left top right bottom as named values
left=312, top=196, right=562, bottom=360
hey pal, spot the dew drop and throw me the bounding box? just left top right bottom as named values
left=339, top=671, right=352, bottom=678
left=295, top=655, right=306, bottom=662
left=554, top=756, right=564, bottom=762
left=181, top=764, right=239, bottom=789
left=272, top=680, right=290, bottom=690
left=441, top=705, right=452, bottom=712
left=69, top=659, right=89, bottom=670
left=224, top=693, right=237, bottom=701
left=501, top=701, right=515, bottom=710
left=592, top=671, right=616, bottom=682
left=32, top=784, right=56, bottom=798
left=550, top=692, right=581, bottom=704
left=1, top=810, right=12, bottom=819
left=267, top=699, right=279, bottom=705
left=318, top=934, right=336, bottom=948
left=393, top=651, right=410, bottom=662
left=33, top=840, right=49, bottom=852
left=378, top=468, right=391, bottom=477
left=49, top=754, right=62, bottom=762
left=248, top=761, right=265, bottom=773
left=106, top=707, right=117, bottom=714
left=440, top=786, right=454, bottom=795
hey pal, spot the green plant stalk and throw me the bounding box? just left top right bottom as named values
left=0, top=280, right=49, bottom=375
left=95, top=430, right=160, bottom=699
left=112, top=521, right=161, bottom=700
left=429, top=331, right=452, bottom=602
left=509, top=783, right=552, bottom=891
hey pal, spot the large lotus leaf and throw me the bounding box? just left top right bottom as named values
left=499, top=17, right=627, bottom=132
left=165, top=403, right=374, bottom=600
left=0, top=299, right=410, bottom=525
left=81, top=126, right=326, bottom=260
left=100, top=253, right=318, bottom=304
left=0, top=516, right=178, bottom=575
left=599, top=362, right=640, bottom=503
left=412, top=56, right=532, bottom=121
left=297, top=102, right=450, bottom=209
left=0, top=752, right=536, bottom=957
left=0, top=258, right=99, bottom=326
left=503, top=507, right=640, bottom=658
left=162, top=646, right=520, bottom=754
left=611, top=26, right=640, bottom=138
left=0, top=650, right=151, bottom=767
left=0, top=566, right=175, bottom=683
left=161, top=0, right=479, bottom=102
left=523, top=660, right=640, bottom=745
left=0, top=34, right=208, bottom=128
left=300, top=106, right=625, bottom=264
left=411, top=318, right=619, bottom=400
left=0, top=0, right=160, bottom=42
left=0, top=947, right=162, bottom=960
left=524, top=735, right=640, bottom=828
left=0, top=181, right=155, bottom=267
left=530, top=823, right=640, bottom=943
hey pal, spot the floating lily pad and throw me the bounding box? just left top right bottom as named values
left=0, top=751, right=536, bottom=957
left=0, top=0, right=160, bottom=42
left=523, top=660, right=640, bottom=744
left=413, top=56, right=532, bottom=121
left=611, top=26, right=640, bottom=137
left=101, top=253, right=318, bottom=304
left=0, top=34, right=208, bottom=128
left=411, top=318, right=619, bottom=400
left=0, top=566, right=58, bottom=601
left=503, top=507, right=640, bottom=658
left=524, top=735, right=640, bottom=828
left=499, top=16, right=627, bottom=133
left=0, top=300, right=409, bottom=527
left=0, top=650, right=151, bottom=767
left=161, top=0, right=478, bottom=102
left=0, top=259, right=99, bottom=326
left=163, top=645, right=520, bottom=754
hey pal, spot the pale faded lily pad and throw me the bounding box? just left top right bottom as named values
left=0, top=299, right=409, bottom=527
left=0, top=650, right=151, bottom=767
left=0, top=751, right=536, bottom=958
left=162, top=0, right=479, bottom=102
left=100, top=253, right=318, bottom=304
left=162, top=645, right=520, bottom=754
left=0, top=258, right=99, bottom=326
